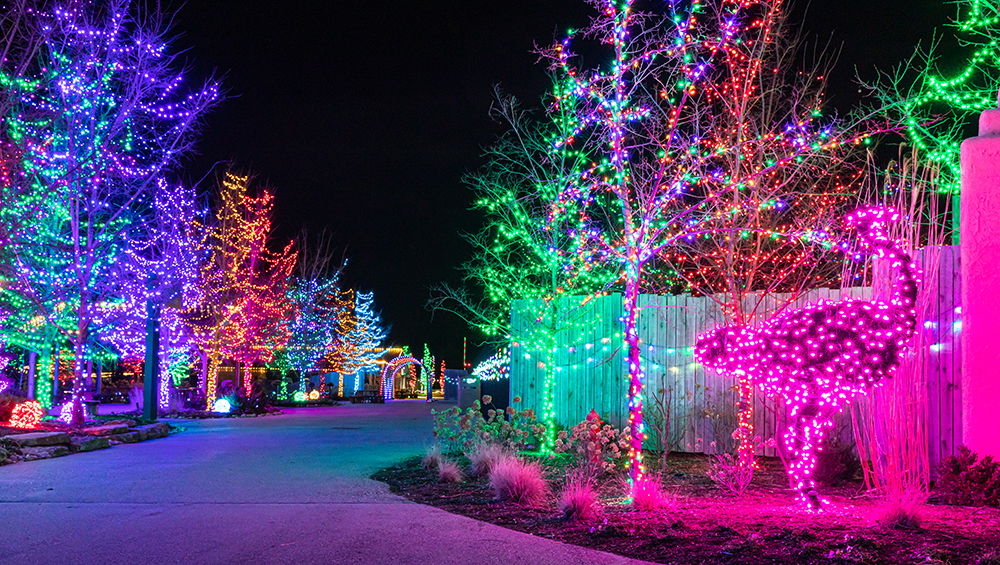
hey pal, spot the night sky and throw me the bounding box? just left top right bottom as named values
left=172, top=1, right=954, bottom=366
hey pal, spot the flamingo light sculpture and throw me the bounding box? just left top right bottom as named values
left=695, top=207, right=919, bottom=510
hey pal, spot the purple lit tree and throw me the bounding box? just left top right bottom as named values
left=0, top=1, right=217, bottom=419
left=102, top=179, right=207, bottom=411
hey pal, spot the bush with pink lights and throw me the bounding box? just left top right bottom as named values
left=696, top=207, right=919, bottom=510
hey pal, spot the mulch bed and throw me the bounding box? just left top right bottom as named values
left=373, top=453, right=1000, bottom=564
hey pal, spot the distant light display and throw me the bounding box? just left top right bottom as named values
left=472, top=348, right=510, bottom=382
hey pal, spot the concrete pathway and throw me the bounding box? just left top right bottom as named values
left=0, top=401, right=648, bottom=564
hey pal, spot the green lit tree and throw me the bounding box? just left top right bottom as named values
left=429, top=91, right=616, bottom=452
left=874, top=0, right=1000, bottom=232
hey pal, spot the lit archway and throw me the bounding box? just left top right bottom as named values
left=379, top=356, right=425, bottom=400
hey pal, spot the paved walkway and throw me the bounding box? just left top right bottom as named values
left=0, top=401, right=647, bottom=564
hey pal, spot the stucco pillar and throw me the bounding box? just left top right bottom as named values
left=960, top=91, right=1000, bottom=458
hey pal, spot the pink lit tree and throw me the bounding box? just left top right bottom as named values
left=541, top=0, right=877, bottom=490
left=182, top=173, right=296, bottom=407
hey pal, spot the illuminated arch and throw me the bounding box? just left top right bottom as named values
left=379, top=356, right=425, bottom=400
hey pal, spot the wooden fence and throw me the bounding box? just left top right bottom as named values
left=511, top=246, right=961, bottom=467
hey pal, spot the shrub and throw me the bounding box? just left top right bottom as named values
left=630, top=475, right=671, bottom=512
left=878, top=503, right=922, bottom=530
left=937, top=446, right=1000, bottom=507
left=437, top=459, right=464, bottom=483
left=232, top=382, right=278, bottom=415
left=558, top=468, right=601, bottom=521
left=422, top=445, right=443, bottom=469
left=0, top=393, right=28, bottom=422
left=0, top=436, right=21, bottom=464
left=553, top=409, right=629, bottom=473
left=489, top=455, right=549, bottom=505
left=707, top=453, right=754, bottom=496
left=467, top=443, right=508, bottom=477
left=432, top=399, right=544, bottom=454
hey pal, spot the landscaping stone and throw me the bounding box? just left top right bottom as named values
left=7, top=431, right=71, bottom=447
left=21, top=445, right=70, bottom=460
left=82, top=424, right=131, bottom=436
left=69, top=435, right=111, bottom=453
left=107, top=419, right=138, bottom=428
left=0, top=437, right=21, bottom=464
left=134, top=423, right=170, bottom=440
left=109, top=431, right=142, bottom=444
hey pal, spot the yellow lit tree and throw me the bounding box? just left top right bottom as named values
left=183, top=172, right=296, bottom=407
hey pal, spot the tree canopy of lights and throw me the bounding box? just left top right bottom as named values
left=320, top=288, right=357, bottom=375
left=182, top=172, right=296, bottom=407
left=875, top=0, right=1000, bottom=199
left=695, top=207, right=919, bottom=510
left=321, top=289, right=386, bottom=389
left=644, top=0, right=874, bottom=470
left=0, top=0, right=217, bottom=412
left=538, top=0, right=879, bottom=489
left=346, top=291, right=388, bottom=374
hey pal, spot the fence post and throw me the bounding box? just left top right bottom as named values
left=960, top=90, right=1000, bottom=458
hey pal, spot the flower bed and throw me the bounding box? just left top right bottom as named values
left=373, top=453, right=1000, bottom=564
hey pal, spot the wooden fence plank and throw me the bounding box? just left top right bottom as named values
left=510, top=246, right=961, bottom=463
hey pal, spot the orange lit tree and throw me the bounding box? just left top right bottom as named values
left=184, top=172, right=296, bottom=407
